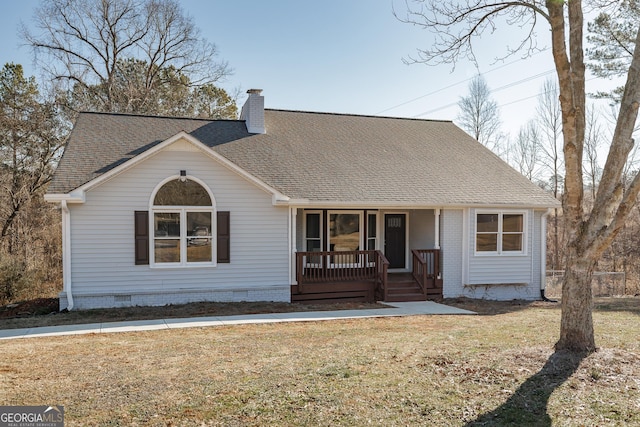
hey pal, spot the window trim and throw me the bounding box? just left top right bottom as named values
left=303, top=210, right=323, bottom=253
left=474, top=210, right=527, bottom=256
left=149, top=175, right=217, bottom=268
left=366, top=212, right=378, bottom=251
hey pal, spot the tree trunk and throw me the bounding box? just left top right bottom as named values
left=557, top=254, right=596, bottom=352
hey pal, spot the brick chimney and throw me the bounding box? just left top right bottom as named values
left=240, top=89, right=266, bottom=134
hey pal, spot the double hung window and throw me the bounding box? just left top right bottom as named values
left=476, top=212, right=525, bottom=254
left=367, top=213, right=377, bottom=250
left=305, top=212, right=322, bottom=253
left=304, top=212, right=322, bottom=265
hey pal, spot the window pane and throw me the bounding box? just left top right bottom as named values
left=187, top=238, right=212, bottom=262
left=186, top=212, right=212, bottom=262
left=154, top=213, right=180, bottom=237
left=476, top=234, right=498, bottom=252
left=477, top=214, right=499, bottom=233
left=503, top=234, right=523, bottom=251
left=307, top=239, right=321, bottom=252
left=154, top=180, right=211, bottom=206
left=187, top=212, right=212, bottom=237
left=330, top=213, right=360, bottom=251
left=503, top=214, right=523, bottom=232
left=155, top=240, right=180, bottom=263
left=305, top=242, right=323, bottom=264
left=367, top=214, right=377, bottom=238
left=367, top=237, right=376, bottom=250
left=306, top=213, right=320, bottom=239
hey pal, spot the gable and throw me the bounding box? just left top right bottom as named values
left=46, top=124, right=288, bottom=204
left=47, top=113, right=252, bottom=195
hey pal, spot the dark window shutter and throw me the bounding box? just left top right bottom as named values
left=135, top=211, right=149, bottom=265
left=217, top=211, right=230, bottom=263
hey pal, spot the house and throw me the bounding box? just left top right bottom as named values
left=45, top=89, right=560, bottom=310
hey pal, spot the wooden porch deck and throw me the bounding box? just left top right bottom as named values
left=292, top=250, right=443, bottom=304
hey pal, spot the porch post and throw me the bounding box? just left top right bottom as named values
left=434, top=208, right=441, bottom=249
left=291, top=207, right=298, bottom=284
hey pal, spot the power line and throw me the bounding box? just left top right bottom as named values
left=376, top=48, right=550, bottom=115
left=497, top=76, right=600, bottom=109
left=416, top=75, right=601, bottom=119
left=413, top=69, right=556, bottom=117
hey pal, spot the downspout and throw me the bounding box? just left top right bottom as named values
left=61, top=200, right=74, bottom=311
left=540, top=209, right=556, bottom=302
left=434, top=208, right=441, bottom=250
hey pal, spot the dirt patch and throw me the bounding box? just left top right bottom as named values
left=0, top=298, right=389, bottom=330
left=0, top=298, right=59, bottom=318
left=3, top=297, right=636, bottom=330
left=443, top=297, right=559, bottom=315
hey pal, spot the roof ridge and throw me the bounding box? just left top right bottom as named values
left=76, top=109, right=453, bottom=124
left=77, top=110, right=239, bottom=122
left=265, top=108, right=453, bottom=123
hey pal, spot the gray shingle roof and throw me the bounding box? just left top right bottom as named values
left=48, top=110, right=559, bottom=207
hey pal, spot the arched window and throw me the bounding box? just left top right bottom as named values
left=151, top=178, right=215, bottom=266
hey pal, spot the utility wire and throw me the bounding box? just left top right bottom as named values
left=376, top=48, right=550, bottom=115
left=413, top=69, right=556, bottom=117
left=416, top=75, right=601, bottom=119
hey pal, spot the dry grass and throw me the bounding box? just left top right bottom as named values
left=1, top=298, right=638, bottom=426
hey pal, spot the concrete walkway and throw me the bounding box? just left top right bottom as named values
left=0, top=301, right=474, bottom=341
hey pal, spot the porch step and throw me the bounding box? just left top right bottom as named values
left=385, top=280, right=427, bottom=302
left=385, top=293, right=428, bottom=302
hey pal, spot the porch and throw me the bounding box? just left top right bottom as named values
left=291, top=249, right=443, bottom=303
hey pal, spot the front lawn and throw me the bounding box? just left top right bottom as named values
left=1, top=298, right=638, bottom=426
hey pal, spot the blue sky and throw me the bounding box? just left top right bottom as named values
left=0, top=1, right=616, bottom=138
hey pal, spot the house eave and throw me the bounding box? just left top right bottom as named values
left=282, top=200, right=559, bottom=210
left=44, top=192, right=86, bottom=204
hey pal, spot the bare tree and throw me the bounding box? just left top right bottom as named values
left=399, top=0, right=640, bottom=352
left=535, top=78, right=564, bottom=270
left=22, top=0, right=230, bottom=113
left=536, top=79, right=564, bottom=196
left=583, top=105, right=604, bottom=202
left=511, top=120, right=540, bottom=181
left=456, top=75, right=504, bottom=154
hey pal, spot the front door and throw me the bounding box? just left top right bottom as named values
left=385, top=214, right=406, bottom=269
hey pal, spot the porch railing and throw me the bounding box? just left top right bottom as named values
left=375, top=250, right=390, bottom=301
left=412, top=249, right=442, bottom=297
left=296, top=250, right=389, bottom=299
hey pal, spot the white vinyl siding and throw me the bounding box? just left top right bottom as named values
left=408, top=209, right=435, bottom=251
left=440, top=208, right=544, bottom=300
left=441, top=209, right=464, bottom=298
left=465, top=208, right=540, bottom=300
left=67, top=146, right=289, bottom=298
